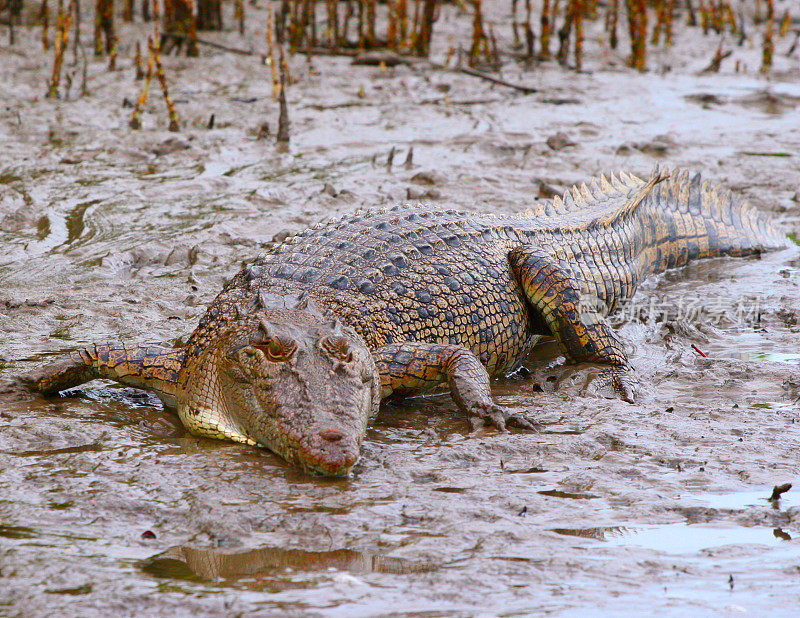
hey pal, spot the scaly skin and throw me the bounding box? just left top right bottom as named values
left=20, top=167, right=786, bottom=476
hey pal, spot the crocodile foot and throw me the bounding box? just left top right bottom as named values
left=468, top=402, right=540, bottom=432
left=589, top=367, right=639, bottom=403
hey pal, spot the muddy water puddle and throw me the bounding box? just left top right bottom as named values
left=142, top=545, right=434, bottom=584
left=690, top=488, right=800, bottom=510
left=553, top=523, right=798, bottom=554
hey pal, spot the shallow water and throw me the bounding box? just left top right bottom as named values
left=554, top=522, right=797, bottom=553
left=2, top=5, right=800, bottom=616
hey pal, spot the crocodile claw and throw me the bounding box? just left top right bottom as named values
left=590, top=368, right=639, bottom=403
left=470, top=402, right=539, bottom=432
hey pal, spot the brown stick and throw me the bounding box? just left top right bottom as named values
left=413, top=0, right=436, bottom=57
left=94, top=0, right=102, bottom=54
left=366, top=0, right=376, bottom=47
left=557, top=0, right=573, bottom=65
left=386, top=0, right=396, bottom=49
left=235, top=0, right=244, bottom=35
left=134, top=40, right=144, bottom=79
left=130, top=46, right=154, bottom=129
left=665, top=0, right=674, bottom=45
left=108, top=33, right=117, bottom=69
left=163, top=32, right=256, bottom=55
left=442, top=64, right=539, bottom=94
left=761, top=19, right=774, bottom=73
left=699, top=42, right=731, bottom=73
left=267, top=7, right=280, bottom=100
left=523, top=0, right=534, bottom=60
left=608, top=0, right=618, bottom=49
left=186, top=0, right=198, bottom=56
left=93, top=0, right=114, bottom=55
left=540, top=0, right=551, bottom=58
left=397, top=0, right=407, bottom=44
left=47, top=3, right=72, bottom=98
left=574, top=0, right=583, bottom=70
left=511, top=0, right=519, bottom=47
left=71, top=0, right=80, bottom=63
left=786, top=29, right=800, bottom=57
left=626, top=0, right=647, bottom=71
left=150, top=37, right=181, bottom=131
left=40, top=0, right=49, bottom=50
left=277, top=42, right=290, bottom=142
left=469, top=0, right=486, bottom=66
left=768, top=483, right=792, bottom=501
left=341, top=0, right=354, bottom=45
left=651, top=0, right=663, bottom=45
left=636, top=0, right=647, bottom=70
left=780, top=10, right=790, bottom=38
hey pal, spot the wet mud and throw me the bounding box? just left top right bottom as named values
left=2, top=6, right=800, bottom=616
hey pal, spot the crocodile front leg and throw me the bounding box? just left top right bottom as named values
left=508, top=247, right=638, bottom=402
left=19, top=343, right=184, bottom=407
left=373, top=342, right=537, bottom=430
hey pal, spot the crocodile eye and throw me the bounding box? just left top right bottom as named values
left=319, top=336, right=353, bottom=363
left=231, top=347, right=259, bottom=363
left=252, top=337, right=297, bottom=363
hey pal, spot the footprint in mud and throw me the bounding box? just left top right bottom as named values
left=734, top=90, right=800, bottom=115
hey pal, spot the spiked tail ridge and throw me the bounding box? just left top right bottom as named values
left=531, top=166, right=786, bottom=255
left=531, top=166, right=787, bottom=276
left=654, top=168, right=787, bottom=256
left=594, top=165, right=671, bottom=227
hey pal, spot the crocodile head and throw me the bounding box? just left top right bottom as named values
left=185, top=307, right=380, bottom=476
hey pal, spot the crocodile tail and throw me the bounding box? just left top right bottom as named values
left=654, top=168, right=788, bottom=257
left=627, top=167, right=788, bottom=279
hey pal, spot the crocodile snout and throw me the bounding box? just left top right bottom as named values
left=298, top=428, right=360, bottom=476
left=319, top=428, right=344, bottom=442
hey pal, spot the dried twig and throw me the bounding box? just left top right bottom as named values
left=437, top=63, right=538, bottom=94
left=163, top=32, right=258, bottom=56
left=769, top=483, right=792, bottom=501
left=276, top=41, right=290, bottom=142
left=134, top=40, right=144, bottom=79
left=130, top=40, right=155, bottom=129
left=40, top=0, right=49, bottom=51
left=150, top=37, right=181, bottom=131
left=267, top=6, right=279, bottom=100
left=46, top=3, right=73, bottom=98
left=699, top=44, right=732, bottom=73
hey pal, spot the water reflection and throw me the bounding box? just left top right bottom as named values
left=0, top=524, right=38, bottom=539
left=551, top=526, right=628, bottom=541
left=141, top=545, right=434, bottom=582
left=692, top=488, right=800, bottom=510
left=538, top=490, right=598, bottom=500
left=553, top=524, right=797, bottom=554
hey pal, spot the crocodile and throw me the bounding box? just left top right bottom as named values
left=19, top=167, right=786, bottom=476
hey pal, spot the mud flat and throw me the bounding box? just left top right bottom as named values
left=2, top=5, right=800, bottom=616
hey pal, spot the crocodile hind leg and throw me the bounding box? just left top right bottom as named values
left=508, top=247, right=638, bottom=402
left=373, top=341, right=537, bottom=430
left=19, top=343, right=184, bottom=408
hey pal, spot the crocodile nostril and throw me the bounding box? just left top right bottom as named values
left=319, top=429, right=344, bottom=442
